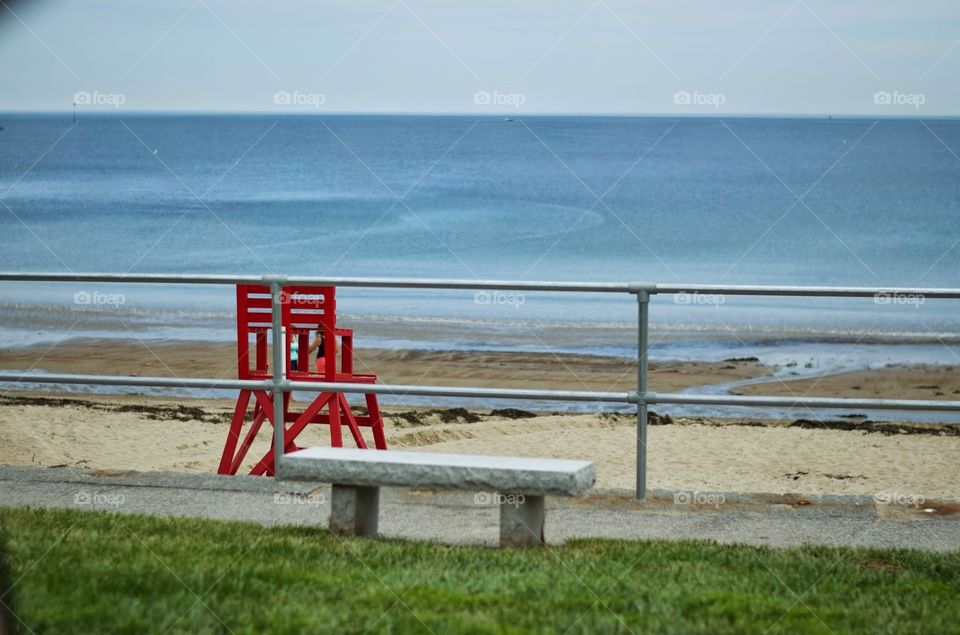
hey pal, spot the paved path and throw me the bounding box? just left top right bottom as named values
left=1, top=465, right=957, bottom=551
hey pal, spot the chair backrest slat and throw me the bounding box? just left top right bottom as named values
left=235, top=284, right=356, bottom=382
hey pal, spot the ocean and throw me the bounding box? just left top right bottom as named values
left=0, top=113, right=958, bottom=412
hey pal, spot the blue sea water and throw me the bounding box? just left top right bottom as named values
left=0, top=113, right=958, bottom=373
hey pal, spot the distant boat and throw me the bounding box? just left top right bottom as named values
left=504, top=118, right=515, bottom=123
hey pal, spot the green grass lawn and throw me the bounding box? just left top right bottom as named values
left=1, top=507, right=958, bottom=634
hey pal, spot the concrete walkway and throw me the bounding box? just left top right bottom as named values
left=1, top=465, right=957, bottom=551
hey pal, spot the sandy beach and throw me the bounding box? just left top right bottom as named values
left=2, top=339, right=958, bottom=500
left=1, top=392, right=957, bottom=500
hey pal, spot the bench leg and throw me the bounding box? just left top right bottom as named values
left=499, top=494, right=545, bottom=548
left=329, top=484, right=379, bottom=537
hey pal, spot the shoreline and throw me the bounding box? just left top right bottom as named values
left=2, top=338, right=959, bottom=410
left=0, top=337, right=772, bottom=394
left=3, top=301, right=960, bottom=362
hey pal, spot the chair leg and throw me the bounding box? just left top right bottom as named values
left=248, top=390, right=282, bottom=476
left=340, top=395, right=368, bottom=449
left=224, top=386, right=386, bottom=477
left=249, top=392, right=337, bottom=476
left=218, top=390, right=251, bottom=474
left=365, top=392, right=387, bottom=450
left=252, top=390, right=277, bottom=426
left=230, top=409, right=266, bottom=475
left=329, top=394, right=343, bottom=447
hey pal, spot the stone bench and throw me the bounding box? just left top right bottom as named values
left=280, top=447, right=596, bottom=547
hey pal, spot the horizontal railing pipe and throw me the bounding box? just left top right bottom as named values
left=3, top=272, right=960, bottom=298
left=0, top=372, right=632, bottom=403
left=0, top=372, right=272, bottom=391
left=0, top=272, right=639, bottom=293
left=645, top=392, right=960, bottom=412
left=2, top=372, right=959, bottom=413
left=282, top=381, right=633, bottom=403
left=0, top=272, right=268, bottom=285
left=654, top=283, right=960, bottom=299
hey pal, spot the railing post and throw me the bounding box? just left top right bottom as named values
left=635, top=289, right=649, bottom=500
left=271, top=282, right=286, bottom=480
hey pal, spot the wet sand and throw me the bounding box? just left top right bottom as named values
left=736, top=364, right=960, bottom=400
left=0, top=338, right=771, bottom=394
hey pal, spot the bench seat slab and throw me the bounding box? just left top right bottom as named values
left=280, top=447, right=596, bottom=496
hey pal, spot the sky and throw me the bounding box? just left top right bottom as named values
left=1, top=0, right=958, bottom=115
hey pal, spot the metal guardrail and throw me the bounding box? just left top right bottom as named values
left=1, top=271, right=959, bottom=500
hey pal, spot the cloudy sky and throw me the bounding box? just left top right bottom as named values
left=1, top=0, right=958, bottom=115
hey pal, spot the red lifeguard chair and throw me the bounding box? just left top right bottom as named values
left=217, top=284, right=387, bottom=476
